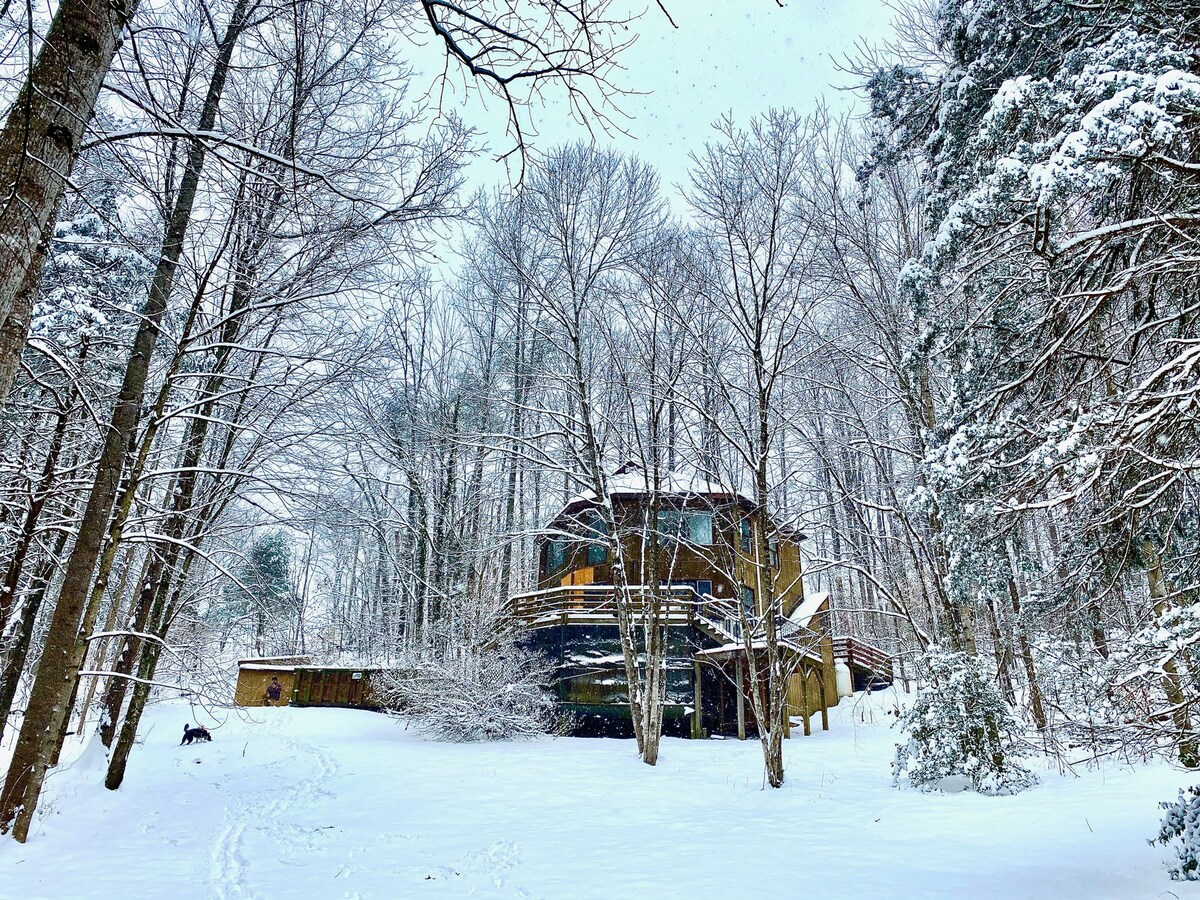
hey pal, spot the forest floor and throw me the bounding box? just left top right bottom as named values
left=1, top=690, right=1198, bottom=899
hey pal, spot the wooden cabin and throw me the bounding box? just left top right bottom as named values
left=234, top=657, right=381, bottom=710
left=507, top=466, right=839, bottom=739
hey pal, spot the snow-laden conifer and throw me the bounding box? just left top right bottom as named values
left=893, top=648, right=1038, bottom=795
left=1154, top=786, right=1200, bottom=880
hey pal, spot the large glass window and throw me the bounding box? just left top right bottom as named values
left=546, top=540, right=566, bottom=572
left=740, top=518, right=751, bottom=552
left=742, top=586, right=756, bottom=616
left=583, top=513, right=608, bottom=565
left=656, top=510, right=684, bottom=542
left=657, top=510, right=713, bottom=545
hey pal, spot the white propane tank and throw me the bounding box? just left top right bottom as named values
left=835, top=661, right=853, bottom=698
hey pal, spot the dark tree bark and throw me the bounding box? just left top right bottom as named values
left=0, top=0, right=254, bottom=841
left=0, top=0, right=140, bottom=403
left=0, top=491, right=78, bottom=748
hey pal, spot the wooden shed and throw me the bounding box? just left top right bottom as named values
left=291, top=666, right=381, bottom=710
left=234, top=656, right=310, bottom=707
left=234, top=657, right=382, bottom=710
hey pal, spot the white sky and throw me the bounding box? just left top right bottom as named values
left=410, top=1, right=901, bottom=199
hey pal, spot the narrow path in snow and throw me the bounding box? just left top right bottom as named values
left=206, top=715, right=340, bottom=899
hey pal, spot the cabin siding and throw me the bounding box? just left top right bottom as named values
left=291, top=667, right=380, bottom=709
left=234, top=661, right=380, bottom=710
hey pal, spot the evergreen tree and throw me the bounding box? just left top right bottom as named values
left=893, top=647, right=1038, bottom=795
left=217, top=532, right=299, bottom=656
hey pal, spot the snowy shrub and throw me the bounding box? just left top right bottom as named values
left=1032, top=639, right=1124, bottom=756
left=1154, top=787, right=1200, bottom=880
left=893, top=648, right=1038, bottom=795
left=376, top=641, right=559, bottom=742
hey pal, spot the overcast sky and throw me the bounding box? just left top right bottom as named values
left=413, top=1, right=900, bottom=199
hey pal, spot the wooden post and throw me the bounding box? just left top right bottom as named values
left=736, top=656, right=746, bottom=741
left=692, top=660, right=703, bottom=739
left=818, top=670, right=829, bottom=731
left=801, top=667, right=812, bottom=736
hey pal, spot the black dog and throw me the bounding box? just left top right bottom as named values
left=181, top=723, right=213, bottom=745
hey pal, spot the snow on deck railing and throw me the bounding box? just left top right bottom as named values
left=508, top=583, right=705, bottom=624
left=506, top=584, right=823, bottom=656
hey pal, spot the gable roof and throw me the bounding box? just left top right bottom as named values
left=563, top=464, right=752, bottom=510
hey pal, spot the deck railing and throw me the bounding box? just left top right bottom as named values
left=506, top=584, right=822, bottom=656
left=508, top=584, right=717, bottom=626
left=832, top=635, right=893, bottom=678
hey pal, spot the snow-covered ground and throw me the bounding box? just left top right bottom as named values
left=2, top=692, right=1198, bottom=899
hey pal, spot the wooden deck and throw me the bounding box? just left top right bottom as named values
left=506, top=584, right=823, bottom=658
left=509, top=584, right=705, bottom=626
left=832, top=635, right=893, bottom=680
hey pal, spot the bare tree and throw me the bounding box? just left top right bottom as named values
left=683, top=109, right=823, bottom=787
left=477, top=143, right=678, bottom=764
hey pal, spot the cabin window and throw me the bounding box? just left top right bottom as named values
left=583, top=513, right=608, bottom=565
left=656, top=510, right=684, bottom=542
left=769, top=540, right=779, bottom=569
left=697, top=579, right=713, bottom=598
left=657, top=510, right=713, bottom=546
left=742, top=586, right=755, bottom=616
left=688, top=512, right=713, bottom=545
left=546, top=540, right=566, bottom=572
left=740, top=518, right=751, bottom=552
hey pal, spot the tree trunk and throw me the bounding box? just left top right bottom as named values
left=0, top=494, right=76, bottom=747
left=0, top=338, right=85, bottom=634
left=1007, top=573, right=1047, bottom=730
left=1145, top=538, right=1199, bottom=768
left=0, top=0, right=140, bottom=403
left=75, top=548, right=138, bottom=737
left=106, top=536, right=208, bottom=790
left=0, top=0, right=253, bottom=840
left=97, top=553, right=161, bottom=748
left=104, top=644, right=162, bottom=791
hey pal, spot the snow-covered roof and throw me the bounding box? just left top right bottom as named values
left=237, top=655, right=311, bottom=667
left=238, top=664, right=300, bottom=672
left=789, top=591, right=829, bottom=629
left=563, top=465, right=752, bottom=509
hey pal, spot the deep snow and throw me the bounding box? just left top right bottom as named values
left=1, top=692, right=1199, bottom=899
